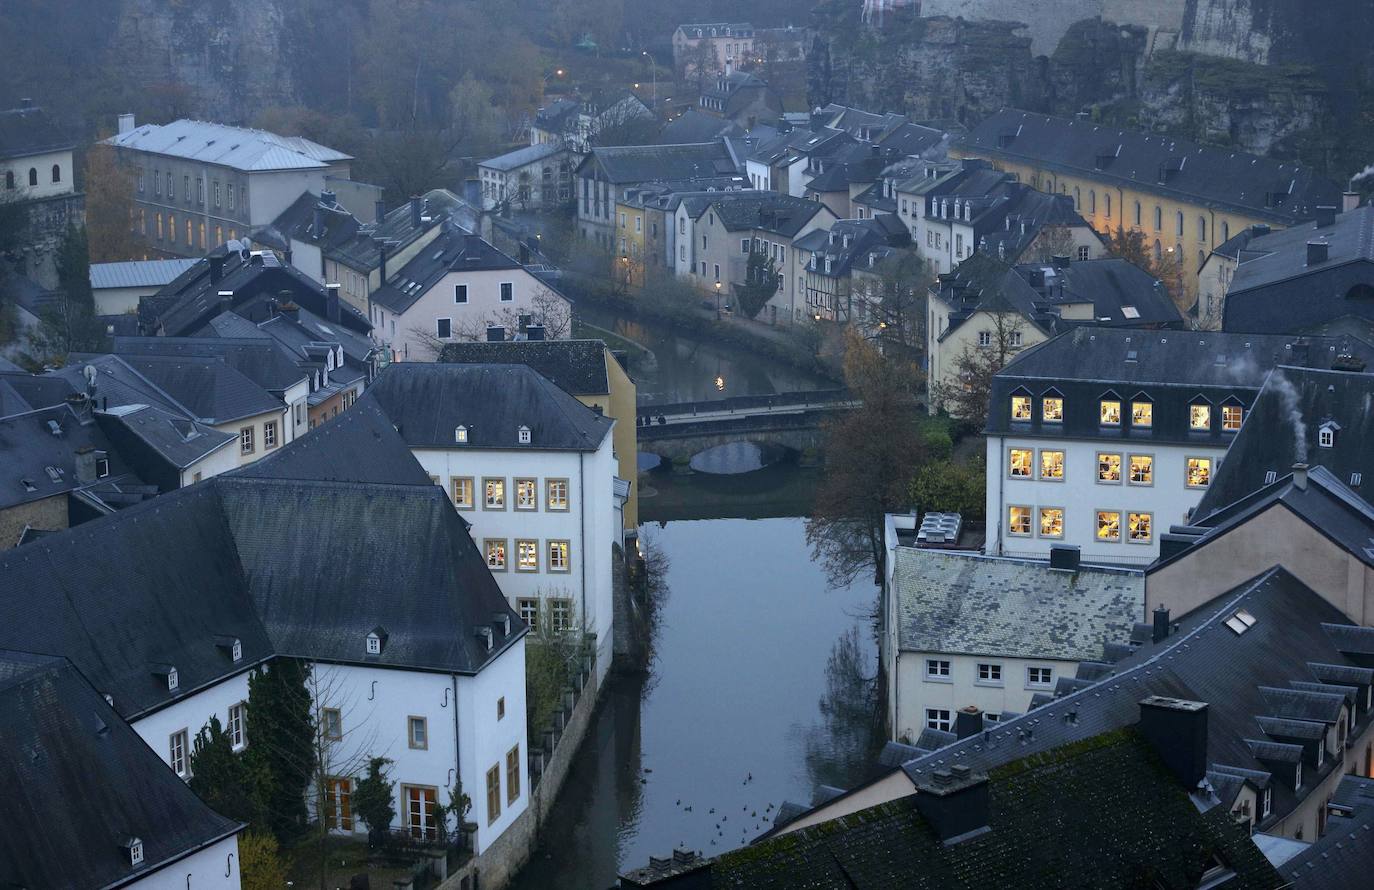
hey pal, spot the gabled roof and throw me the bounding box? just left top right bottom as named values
left=479, top=141, right=565, bottom=173
left=892, top=547, right=1142, bottom=661
left=252, top=191, right=359, bottom=253
left=95, top=402, right=236, bottom=472
left=679, top=191, right=831, bottom=237
left=579, top=141, right=739, bottom=185
left=658, top=110, right=743, bottom=145
left=1011, top=258, right=1181, bottom=328
left=89, top=258, right=199, bottom=291
left=112, top=335, right=307, bottom=396
left=74, top=353, right=284, bottom=425
left=0, top=103, right=74, bottom=159
left=104, top=119, right=350, bottom=172
left=438, top=339, right=613, bottom=395
left=370, top=228, right=524, bottom=314
left=0, top=403, right=146, bottom=513
left=961, top=110, right=1342, bottom=224
left=1228, top=205, right=1374, bottom=295
left=1286, top=775, right=1374, bottom=888
left=367, top=363, right=612, bottom=451
left=0, top=651, right=242, bottom=887
left=326, top=189, right=480, bottom=272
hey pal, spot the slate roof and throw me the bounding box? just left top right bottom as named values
left=876, top=121, right=947, bottom=157
left=658, top=110, right=743, bottom=145
left=678, top=191, right=830, bottom=237
left=89, top=258, right=199, bottom=291
left=1228, top=205, right=1374, bottom=296
left=0, top=403, right=146, bottom=514
left=88, top=353, right=284, bottom=424
left=893, top=547, right=1143, bottom=661
left=655, top=731, right=1278, bottom=889
left=251, top=191, right=359, bottom=254
left=370, top=227, right=524, bottom=314
left=479, top=141, right=565, bottom=173
left=96, top=402, right=236, bottom=474
left=327, top=189, right=479, bottom=273
left=578, top=142, right=739, bottom=185
left=794, top=218, right=891, bottom=279
left=961, top=110, right=1342, bottom=224
left=1286, top=776, right=1374, bottom=888
left=112, top=335, right=308, bottom=396
left=0, top=474, right=522, bottom=721
left=367, top=363, right=613, bottom=451
left=0, top=650, right=242, bottom=888
left=438, top=339, right=613, bottom=395
left=104, top=119, right=350, bottom=171
left=0, top=103, right=74, bottom=159
left=533, top=99, right=581, bottom=132
left=1194, top=367, right=1374, bottom=514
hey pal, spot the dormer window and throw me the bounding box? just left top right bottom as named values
left=366, top=627, right=388, bottom=655
left=1261, top=787, right=1272, bottom=818
left=455, top=425, right=469, bottom=444
left=232, top=640, right=242, bottom=662
left=215, top=636, right=243, bottom=663
left=1319, top=421, right=1339, bottom=448
left=1295, top=762, right=1302, bottom=789
left=167, top=668, right=178, bottom=691
left=1189, top=402, right=1212, bottom=431
left=518, top=425, right=531, bottom=444
left=124, top=837, right=144, bottom=867
left=1010, top=394, right=1032, bottom=421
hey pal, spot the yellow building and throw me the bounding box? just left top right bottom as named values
left=614, top=189, right=672, bottom=291
left=956, top=110, right=1344, bottom=307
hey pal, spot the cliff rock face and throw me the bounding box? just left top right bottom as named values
left=111, top=0, right=298, bottom=123
left=918, top=0, right=1100, bottom=57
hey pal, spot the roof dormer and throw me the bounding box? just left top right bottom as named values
left=122, top=837, right=144, bottom=868
left=518, top=425, right=532, bottom=445
left=475, top=626, right=494, bottom=651
left=455, top=425, right=469, bottom=444
left=151, top=664, right=178, bottom=693
left=215, top=635, right=243, bottom=663
left=1319, top=420, right=1340, bottom=448
left=366, top=626, right=388, bottom=656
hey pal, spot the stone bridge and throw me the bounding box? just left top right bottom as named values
left=635, top=407, right=848, bottom=464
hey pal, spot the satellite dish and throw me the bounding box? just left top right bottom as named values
left=83, top=364, right=98, bottom=386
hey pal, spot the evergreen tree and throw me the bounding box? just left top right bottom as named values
left=353, top=756, right=397, bottom=848
left=245, top=659, right=315, bottom=843
left=734, top=250, right=780, bottom=320
left=188, top=716, right=260, bottom=825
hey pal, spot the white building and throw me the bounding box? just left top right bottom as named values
left=477, top=143, right=571, bottom=211
left=90, top=258, right=199, bottom=316
left=1, top=99, right=84, bottom=290
left=880, top=513, right=1144, bottom=745
left=367, top=363, right=623, bottom=682
left=984, top=328, right=1365, bottom=565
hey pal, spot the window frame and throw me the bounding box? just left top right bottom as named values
left=1127, top=511, right=1153, bottom=545
left=1222, top=404, right=1243, bottom=432
left=1186, top=456, right=1213, bottom=489
left=1038, top=507, right=1065, bottom=539
left=1129, top=453, right=1155, bottom=486
left=924, top=658, right=952, bottom=682
left=548, top=539, right=571, bottom=573
left=239, top=426, right=255, bottom=455
left=228, top=702, right=247, bottom=750
left=1041, top=395, right=1064, bottom=423
left=1099, top=398, right=1122, bottom=426
left=925, top=708, right=953, bottom=732
left=976, top=663, right=1004, bottom=686
left=517, top=597, right=538, bottom=631
left=1131, top=400, right=1153, bottom=428
left=515, top=539, right=539, bottom=573
left=514, top=477, right=538, bottom=511
left=485, top=539, right=508, bottom=571
left=407, top=715, right=428, bottom=750
left=1010, top=394, right=1032, bottom=421
left=499, top=282, right=514, bottom=303
left=436, top=317, right=452, bottom=340
left=454, top=284, right=469, bottom=304
left=1189, top=402, right=1213, bottom=432
left=486, top=766, right=502, bottom=825
left=170, top=728, right=190, bottom=777
left=506, top=745, right=521, bottom=805
left=1097, top=452, right=1123, bottom=484
left=264, top=420, right=278, bottom=450
left=1007, top=505, right=1032, bottom=537
left=451, top=476, right=474, bottom=510
left=1095, top=509, right=1123, bottom=543
left=546, top=478, right=570, bottom=511
left=483, top=477, right=506, bottom=510
left=322, top=707, right=343, bottom=741
left=1026, top=666, right=1053, bottom=688
left=1038, top=449, right=1065, bottom=482
left=1008, top=448, right=1033, bottom=479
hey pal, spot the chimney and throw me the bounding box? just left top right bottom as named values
left=912, top=765, right=991, bottom=845
left=1343, top=191, right=1361, bottom=214
left=313, top=204, right=325, bottom=239
left=486, top=325, right=506, bottom=342
left=1027, top=268, right=1045, bottom=289
left=1292, top=462, right=1308, bottom=491
left=209, top=253, right=225, bottom=285
left=1250, top=223, right=1271, bottom=239
left=217, top=289, right=234, bottom=314
left=954, top=706, right=983, bottom=740
left=117, top=112, right=135, bottom=134
left=377, top=240, right=388, bottom=287
left=526, top=324, right=546, bottom=341
left=321, top=189, right=336, bottom=208
left=1307, top=241, right=1329, bottom=266
left=1049, top=544, right=1080, bottom=572
left=325, top=283, right=341, bottom=323
left=19, top=98, right=33, bottom=109
left=1052, top=254, right=1070, bottom=270
left=64, top=392, right=92, bottom=424
left=1138, top=696, right=1209, bottom=790
left=74, top=446, right=98, bottom=484
left=279, top=302, right=300, bottom=323
left=1314, top=205, right=1337, bottom=228
left=410, top=195, right=423, bottom=229
left=1151, top=606, right=1171, bottom=644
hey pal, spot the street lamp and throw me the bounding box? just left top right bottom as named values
left=641, top=50, right=657, bottom=104
left=714, top=280, right=722, bottom=320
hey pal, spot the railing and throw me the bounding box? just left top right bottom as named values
left=639, top=388, right=852, bottom=420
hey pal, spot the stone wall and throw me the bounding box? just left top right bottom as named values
left=0, top=494, right=67, bottom=550
left=918, top=0, right=1101, bottom=56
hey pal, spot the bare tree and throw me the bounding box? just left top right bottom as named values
left=850, top=249, right=930, bottom=364
left=931, top=308, right=1027, bottom=421
left=1030, top=224, right=1076, bottom=263
left=411, top=286, right=575, bottom=358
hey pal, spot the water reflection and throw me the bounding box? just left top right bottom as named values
left=687, top=441, right=788, bottom=475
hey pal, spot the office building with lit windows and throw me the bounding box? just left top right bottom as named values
left=984, top=328, right=1374, bottom=565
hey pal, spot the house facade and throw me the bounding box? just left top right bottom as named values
left=477, top=143, right=572, bottom=211
left=672, top=22, right=756, bottom=79
left=1, top=100, right=84, bottom=290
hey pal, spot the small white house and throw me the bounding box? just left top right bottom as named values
left=90, top=258, right=200, bottom=316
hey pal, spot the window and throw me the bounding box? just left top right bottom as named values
left=228, top=703, right=246, bottom=749
left=926, top=709, right=952, bottom=732
left=925, top=658, right=951, bottom=680
left=228, top=183, right=234, bottom=209
left=1176, top=211, right=1184, bottom=237
left=1198, top=215, right=1207, bottom=241
left=1190, top=404, right=1212, bottom=431
left=213, top=181, right=221, bottom=206
left=408, top=716, right=428, bottom=749
left=516, top=539, right=539, bottom=572
left=1100, top=399, right=1121, bottom=425
left=978, top=330, right=992, bottom=347
left=484, top=478, right=506, bottom=509
left=1131, top=401, right=1153, bottom=427
left=1320, top=426, right=1335, bottom=448
left=28, top=167, right=37, bottom=186
left=239, top=426, right=254, bottom=455
left=186, top=218, right=193, bottom=244
left=264, top=420, right=278, bottom=449
left=485, top=539, right=507, bottom=570
left=742, top=238, right=752, bottom=255
left=46, top=163, right=59, bottom=183
left=1009, top=448, right=1033, bottom=478
left=1076, top=245, right=1090, bottom=262
left=977, top=663, right=1003, bottom=684
left=454, top=284, right=468, bottom=304
left=1261, top=787, right=1272, bottom=818
left=518, top=426, right=531, bottom=445
left=1129, top=454, right=1154, bottom=485
left=170, top=729, right=189, bottom=777
left=548, top=540, right=570, bottom=572
left=197, top=177, right=205, bottom=205
left=518, top=598, right=538, bottom=630
left=1008, top=505, right=1032, bottom=536
left=500, top=282, right=514, bottom=303
left=1027, top=666, right=1053, bottom=687
left=546, top=478, right=569, bottom=511
left=1096, top=511, right=1122, bottom=542
left=198, top=221, right=205, bottom=249
left=550, top=597, right=573, bottom=631
left=1042, top=396, right=1063, bottom=422
left=436, top=318, right=452, bottom=339
left=325, top=777, right=353, bottom=830
left=1128, top=512, right=1153, bottom=544
left=407, top=785, right=439, bottom=838
left=136, top=168, right=143, bottom=193
left=515, top=478, right=537, bottom=510
left=1154, top=206, right=1162, bottom=231
left=507, top=745, right=521, bottom=804
left=441, top=476, right=472, bottom=510
left=486, top=767, right=502, bottom=824
left=1186, top=457, right=1212, bottom=488
left=1134, top=201, right=1141, bottom=226
left=168, top=213, right=176, bottom=242
left=1098, top=453, right=1122, bottom=483
left=497, top=697, right=506, bottom=720
left=1011, top=394, right=1032, bottom=420
left=1039, top=507, right=1064, bottom=538
left=1222, top=405, right=1243, bottom=431
left=1089, top=190, right=1096, bottom=214
left=323, top=707, right=342, bottom=740
left=1039, top=450, right=1064, bottom=480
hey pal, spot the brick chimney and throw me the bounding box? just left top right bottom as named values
left=117, top=112, right=135, bottom=134
left=1152, top=606, right=1171, bottom=644
left=1138, top=696, right=1209, bottom=790
left=954, top=706, right=983, bottom=740
left=912, top=764, right=990, bottom=844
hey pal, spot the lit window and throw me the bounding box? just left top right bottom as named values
left=323, top=707, right=342, bottom=740
left=1008, top=505, right=1032, bottom=536
left=455, top=425, right=468, bottom=443
left=515, top=478, right=537, bottom=510
left=1096, top=511, right=1122, bottom=542
left=977, top=663, right=1003, bottom=684
left=484, top=478, right=505, bottom=509
left=925, top=659, right=951, bottom=679
left=926, top=708, right=952, bottom=732
left=1190, top=404, right=1212, bottom=431
left=1130, top=454, right=1154, bottom=485
left=239, top=426, right=254, bottom=455
left=485, top=539, right=507, bottom=570
left=1027, top=666, right=1053, bottom=687
left=1128, top=512, right=1153, bottom=544
left=1132, top=401, right=1152, bottom=427
left=1039, top=508, right=1064, bottom=538
left=1009, top=448, right=1033, bottom=478
left=1039, top=450, right=1064, bottom=480
left=1098, top=453, right=1122, bottom=483
left=228, top=703, right=246, bottom=750
left=170, top=729, right=189, bottom=777
left=1100, top=400, right=1121, bottom=425
left=548, top=540, right=570, bottom=572
left=516, top=539, right=539, bottom=572
left=1222, top=405, right=1243, bottom=431
left=547, top=479, right=569, bottom=510
left=1011, top=395, right=1032, bottom=421
left=1042, top=396, right=1063, bottom=422
left=1187, top=458, right=1212, bottom=488
left=451, top=477, right=474, bottom=509
left=408, top=716, right=428, bottom=749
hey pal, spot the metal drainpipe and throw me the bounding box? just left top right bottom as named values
left=579, top=453, right=588, bottom=640
left=451, top=674, right=461, bottom=836
left=993, top=435, right=1005, bottom=556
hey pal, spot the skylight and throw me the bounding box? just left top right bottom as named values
left=1224, top=609, right=1257, bottom=635
left=1121, top=306, right=1140, bottom=319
